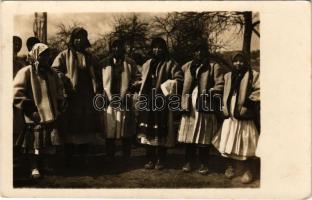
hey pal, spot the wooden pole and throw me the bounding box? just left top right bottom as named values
left=33, top=12, right=47, bottom=44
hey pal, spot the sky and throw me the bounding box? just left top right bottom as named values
left=14, top=12, right=260, bottom=55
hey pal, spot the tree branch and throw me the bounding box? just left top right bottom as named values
left=252, top=28, right=260, bottom=37
left=252, top=20, right=260, bottom=27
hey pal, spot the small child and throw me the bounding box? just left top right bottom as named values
left=13, top=43, right=66, bottom=179
left=212, top=52, right=260, bottom=184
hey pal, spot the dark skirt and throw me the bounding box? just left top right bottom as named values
left=61, top=67, right=100, bottom=144
left=15, top=122, right=62, bottom=154
left=13, top=107, right=25, bottom=145
left=137, top=93, right=178, bottom=147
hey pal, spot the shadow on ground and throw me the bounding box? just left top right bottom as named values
left=13, top=146, right=260, bottom=188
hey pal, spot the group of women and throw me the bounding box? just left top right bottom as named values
left=13, top=27, right=260, bottom=184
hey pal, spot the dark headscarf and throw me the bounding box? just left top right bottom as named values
left=68, top=27, right=91, bottom=50
left=194, top=39, right=209, bottom=55
left=109, top=38, right=126, bottom=60
left=26, top=37, right=40, bottom=51
left=109, top=38, right=125, bottom=51
left=151, top=37, right=167, bottom=50
left=228, top=52, right=249, bottom=103
left=231, top=52, right=248, bottom=68
left=190, top=40, right=210, bottom=78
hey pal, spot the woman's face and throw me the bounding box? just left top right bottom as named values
left=125, top=44, right=131, bottom=54
left=112, top=45, right=125, bottom=58
left=152, top=45, right=164, bottom=58
left=73, top=34, right=88, bottom=50
left=37, top=50, right=51, bottom=70
left=193, top=49, right=205, bottom=62
left=232, top=55, right=245, bottom=70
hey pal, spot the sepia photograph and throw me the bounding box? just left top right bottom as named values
left=1, top=1, right=311, bottom=199
left=12, top=11, right=260, bottom=188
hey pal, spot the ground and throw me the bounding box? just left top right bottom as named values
left=13, top=145, right=260, bottom=188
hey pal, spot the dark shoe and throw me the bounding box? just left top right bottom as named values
left=182, top=162, right=192, bottom=172
left=78, top=155, right=90, bottom=168
left=224, top=165, right=235, bottom=179
left=122, top=154, right=131, bottom=161
left=154, top=160, right=164, bottom=170
left=198, top=164, right=209, bottom=175
left=83, top=157, right=90, bottom=167
left=42, top=166, right=55, bottom=175
left=144, top=161, right=154, bottom=169
left=105, top=153, right=116, bottom=164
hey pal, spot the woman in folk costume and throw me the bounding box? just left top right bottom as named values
left=13, top=43, right=65, bottom=179
left=212, top=52, right=260, bottom=184
left=13, top=36, right=26, bottom=145
left=100, top=39, right=140, bottom=160
left=52, top=27, right=100, bottom=164
left=178, top=41, right=224, bottom=175
left=137, top=37, right=183, bottom=170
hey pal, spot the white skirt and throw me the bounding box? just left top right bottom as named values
left=212, top=92, right=259, bottom=160
left=103, top=105, right=135, bottom=139
left=178, top=86, right=220, bottom=145
left=212, top=118, right=259, bottom=160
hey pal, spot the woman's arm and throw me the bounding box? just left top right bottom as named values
left=249, top=70, right=260, bottom=102
left=212, top=63, right=225, bottom=92
left=51, top=51, right=67, bottom=75
left=51, top=51, right=74, bottom=98
left=170, top=60, right=184, bottom=95
left=54, top=71, right=67, bottom=113
left=13, top=67, right=39, bottom=122
left=87, top=54, right=101, bottom=94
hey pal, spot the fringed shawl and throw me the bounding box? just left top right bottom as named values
left=223, top=69, right=260, bottom=119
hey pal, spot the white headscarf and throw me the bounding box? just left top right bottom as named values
left=29, top=43, right=49, bottom=70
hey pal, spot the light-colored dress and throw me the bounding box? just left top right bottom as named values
left=178, top=86, right=220, bottom=145
left=101, top=57, right=138, bottom=139
left=212, top=92, right=259, bottom=160
left=104, top=106, right=135, bottom=139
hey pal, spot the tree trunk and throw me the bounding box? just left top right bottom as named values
left=242, top=11, right=252, bottom=62
left=33, top=12, right=47, bottom=44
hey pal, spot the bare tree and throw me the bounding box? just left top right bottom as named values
left=47, top=21, right=83, bottom=52
left=151, top=13, right=176, bottom=48
left=90, top=33, right=110, bottom=58
left=46, top=12, right=259, bottom=68
left=151, top=12, right=238, bottom=64
left=109, top=13, right=149, bottom=56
